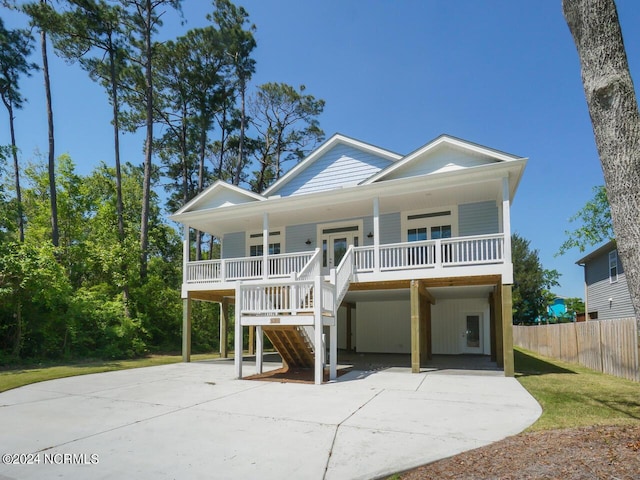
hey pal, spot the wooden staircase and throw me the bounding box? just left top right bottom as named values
left=263, top=325, right=315, bottom=369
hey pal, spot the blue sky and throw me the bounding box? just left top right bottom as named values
left=3, top=0, right=640, bottom=298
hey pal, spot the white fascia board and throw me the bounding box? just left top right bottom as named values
left=363, top=135, right=525, bottom=185
left=170, top=180, right=264, bottom=218
left=262, top=133, right=403, bottom=197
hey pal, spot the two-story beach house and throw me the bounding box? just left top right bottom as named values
left=170, top=133, right=527, bottom=384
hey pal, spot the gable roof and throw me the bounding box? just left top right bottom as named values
left=576, top=240, right=617, bottom=265
left=362, top=134, right=525, bottom=185
left=263, top=133, right=403, bottom=197
left=172, top=180, right=264, bottom=216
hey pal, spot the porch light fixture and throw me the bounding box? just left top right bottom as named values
left=305, top=238, right=312, bottom=245
left=367, top=232, right=373, bottom=238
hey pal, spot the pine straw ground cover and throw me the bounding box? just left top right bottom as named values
left=395, top=348, right=640, bottom=480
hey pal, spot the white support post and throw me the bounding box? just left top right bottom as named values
left=329, top=323, right=337, bottom=381
left=263, top=212, right=269, bottom=280
left=502, top=176, right=513, bottom=282
left=182, top=225, right=189, bottom=284
left=234, top=282, right=243, bottom=379
left=434, top=239, right=442, bottom=269
left=373, top=197, right=380, bottom=273
left=314, top=275, right=323, bottom=385
left=256, top=326, right=263, bottom=374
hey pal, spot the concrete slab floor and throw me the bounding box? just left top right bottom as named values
left=0, top=359, right=541, bottom=480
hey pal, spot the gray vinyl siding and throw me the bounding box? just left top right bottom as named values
left=380, top=212, right=401, bottom=244
left=458, top=201, right=499, bottom=236
left=361, top=213, right=399, bottom=246
left=273, top=144, right=392, bottom=197
left=286, top=223, right=317, bottom=253
left=222, top=232, right=245, bottom=259
left=585, top=250, right=634, bottom=320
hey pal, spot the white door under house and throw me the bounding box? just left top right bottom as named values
left=430, top=298, right=491, bottom=355
left=461, top=313, right=483, bottom=354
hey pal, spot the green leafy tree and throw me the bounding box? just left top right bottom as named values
left=512, top=233, right=561, bottom=324
left=249, top=83, right=325, bottom=192
left=557, top=185, right=612, bottom=255
left=0, top=18, right=37, bottom=242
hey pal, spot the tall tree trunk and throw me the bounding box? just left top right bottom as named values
left=234, top=79, right=246, bottom=186
left=139, top=0, right=153, bottom=281
left=195, top=114, right=207, bottom=261
left=41, top=25, right=58, bottom=247
left=108, top=38, right=130, bottom=314
left=563, top=0, right=640, bottom=328
left=6, top=102, right=24, bottom=242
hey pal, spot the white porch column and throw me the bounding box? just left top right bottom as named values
left=182, top=225, right=189, bottom=284
left=314, top=275, right=323, bottom=385
left=373, top=197, right=380, bottom=272
left=234, top=282, right=243, bottom=379
left=263, top=212, right=269, bottom=280
left=256, top=326, right=263, bottom=374
left=502, top=177, right=513, bottom=282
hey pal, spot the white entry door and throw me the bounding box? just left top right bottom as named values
left=462, top=314, right=483, bottom=354
left=322, top=231, right=358, bottom=274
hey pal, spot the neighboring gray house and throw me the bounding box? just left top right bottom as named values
left=577, top=241, right=635, bottom=321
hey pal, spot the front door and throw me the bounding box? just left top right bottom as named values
left=462, top=314, right=483, bottom=354
left=322, top=231, right=358, bottom=274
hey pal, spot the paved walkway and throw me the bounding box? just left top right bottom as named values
left=0, top=360, right=541, bottom=480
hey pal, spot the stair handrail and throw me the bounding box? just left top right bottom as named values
left=296, top=248, right=321, bottom=281
left=332, top=245, right=354, bottom=307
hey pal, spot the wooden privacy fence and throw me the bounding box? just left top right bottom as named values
left=513, top=318, right=639, bottom=382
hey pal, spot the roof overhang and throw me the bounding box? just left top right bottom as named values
left=170, top=158, right=527, bottom=237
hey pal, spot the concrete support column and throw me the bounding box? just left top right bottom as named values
left=502, top=284, right=515, bottom=377
left=182, top=297, right=191, bottom=362
left=220, top=298, right=229, bottom=358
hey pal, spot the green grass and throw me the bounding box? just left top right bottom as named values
left=0, top=353, right=221, bottom=393
left=514, top=347, right=640, bottom=431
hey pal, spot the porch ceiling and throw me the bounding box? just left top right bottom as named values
left=342, top=284, right=496, bottom=303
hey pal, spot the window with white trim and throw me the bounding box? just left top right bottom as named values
left=609, top=250, right=618, bottom=283
left=247, top=231, right=281, bottom=257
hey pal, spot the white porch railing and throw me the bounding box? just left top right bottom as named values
left=354, top=233, right=505, bottom=272
left=186, top=251, right=315, bottom=283
left=237, top=278, right=333, bottom=317
left=333, top=245, right=354, bottom=306
left=187, top=234, right=505, bottom=284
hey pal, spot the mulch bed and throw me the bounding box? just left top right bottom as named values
left=243, top=366, right=352, bottom=383
left=399, top=424, right=640, bottom=480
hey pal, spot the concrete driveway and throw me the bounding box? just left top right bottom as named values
left=0, top=359, right=541, bottom=480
